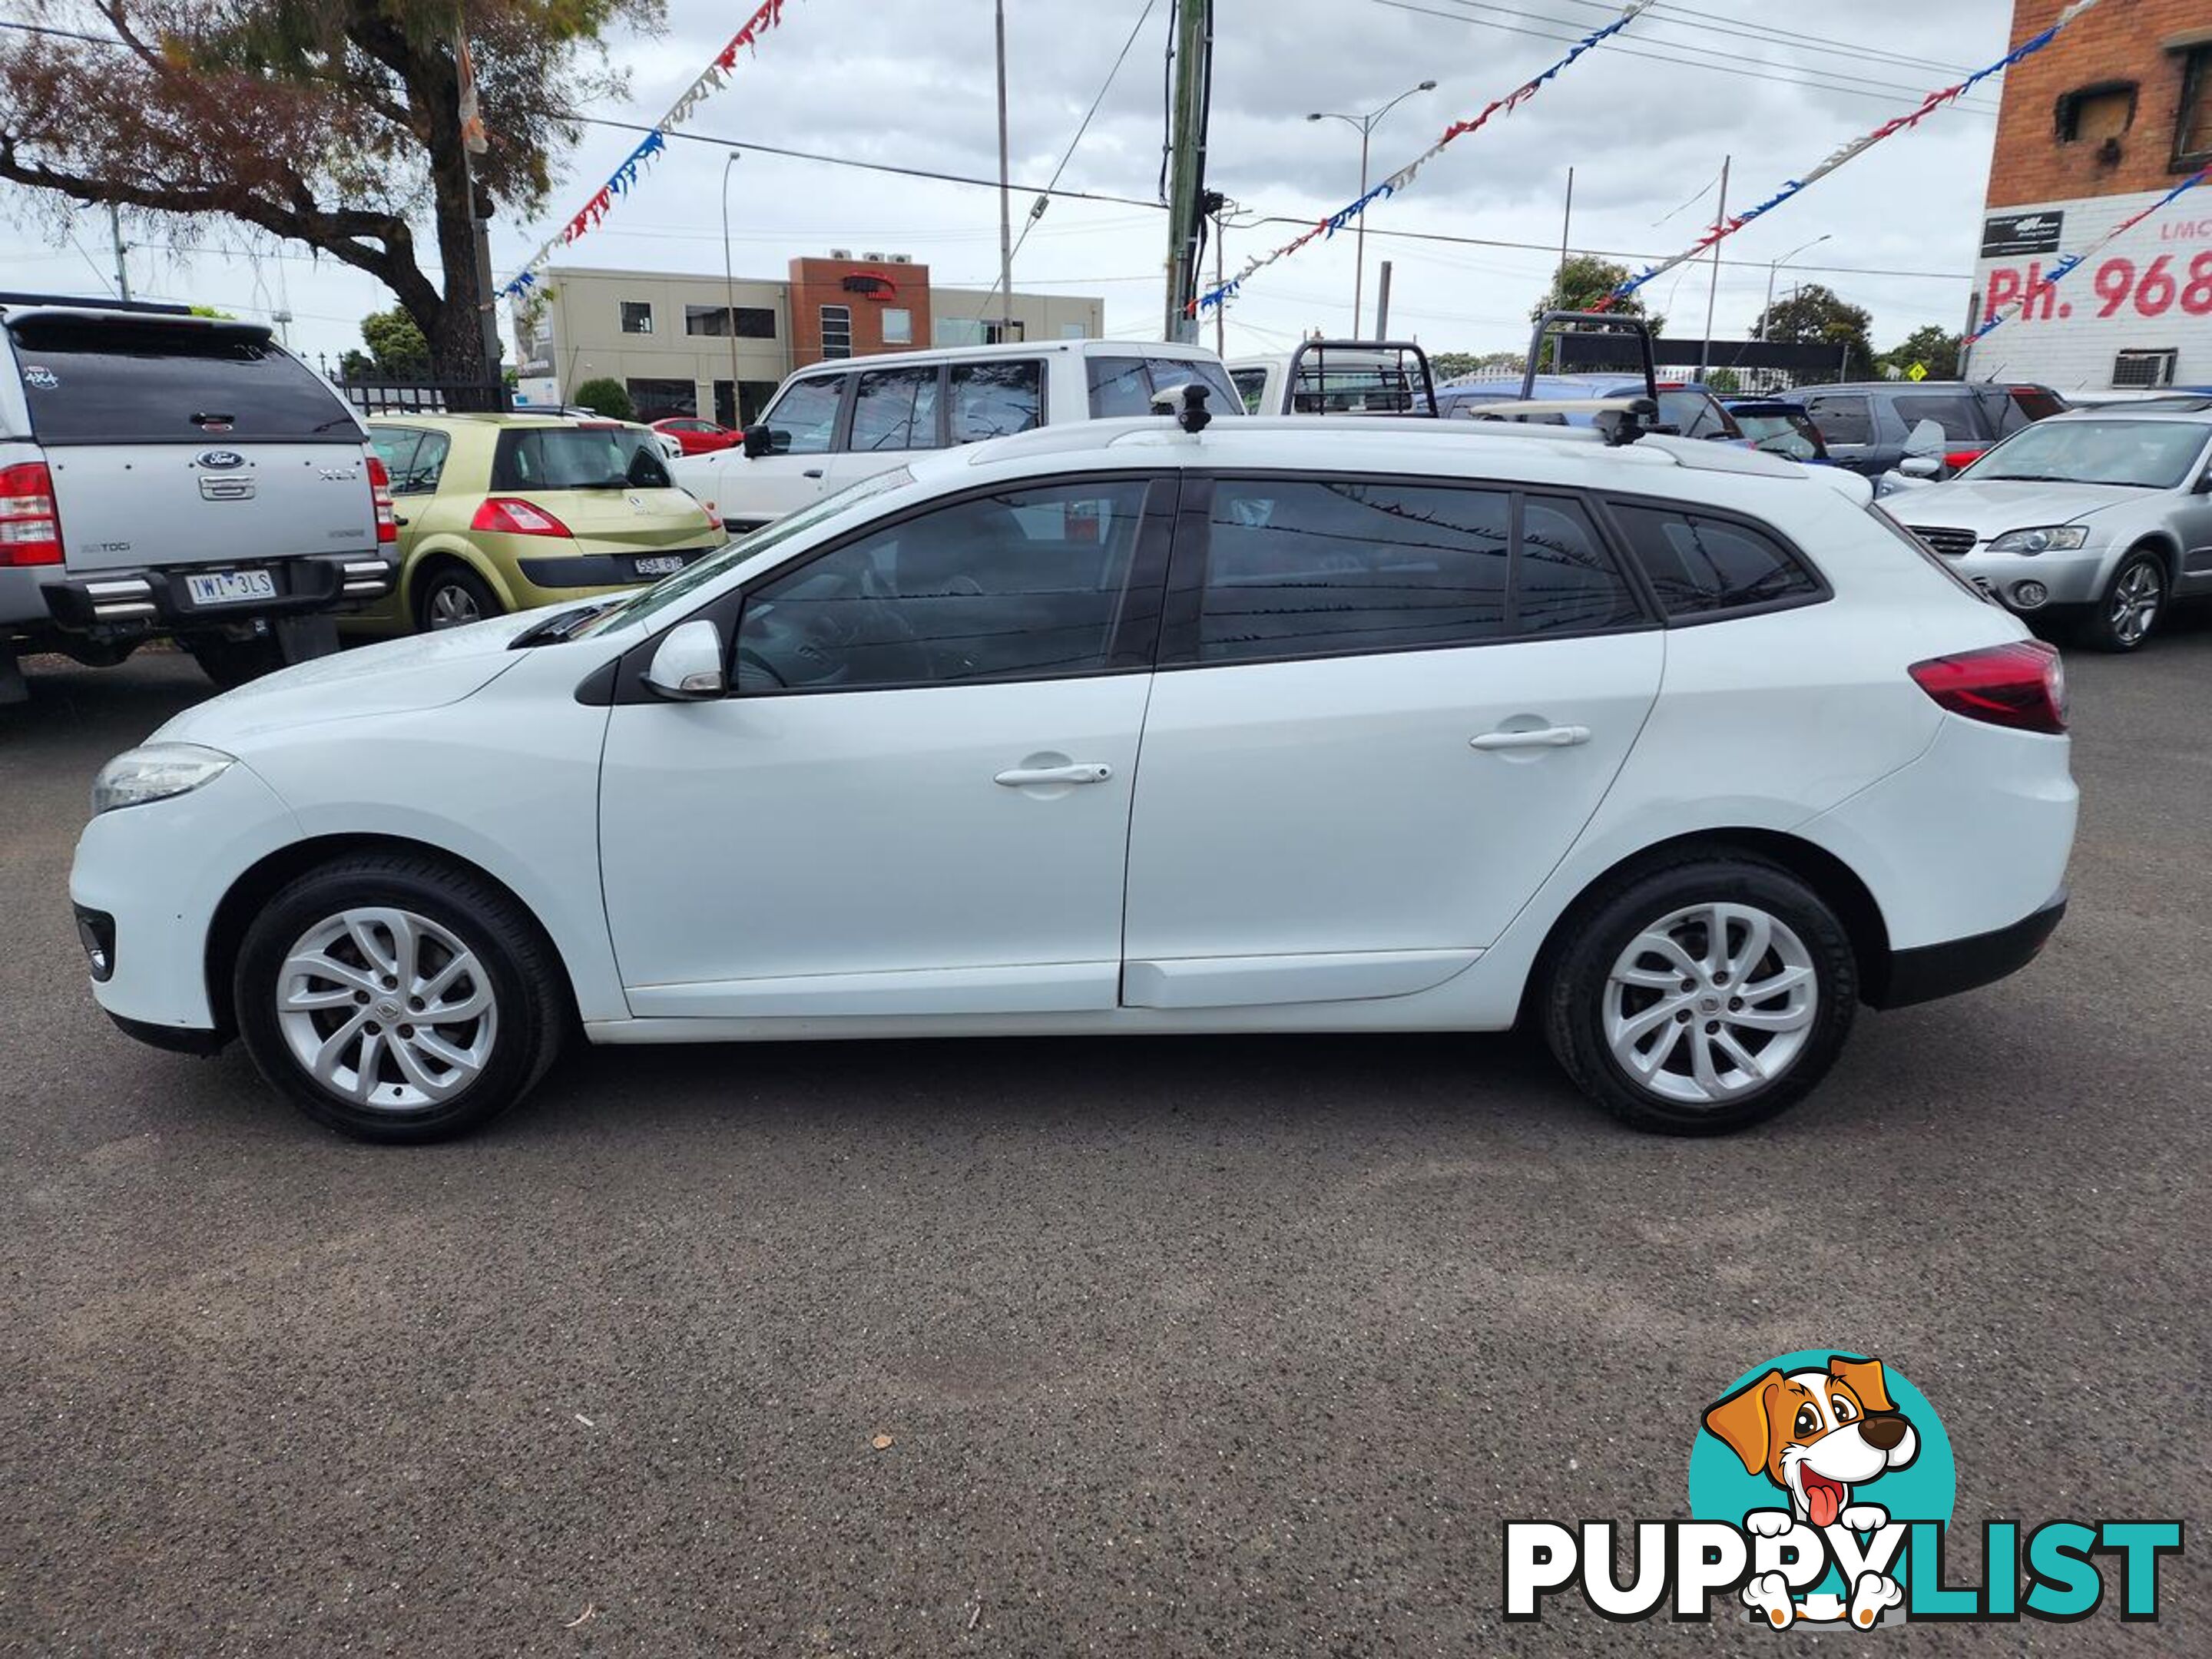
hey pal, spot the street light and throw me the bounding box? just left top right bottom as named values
left=1760, top=233, right=1832, bottom=340
left=720, top=151, right=742, bottom=429
left=1308, top=79, right=1436, bottom=336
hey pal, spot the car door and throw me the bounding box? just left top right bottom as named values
left=2172, top=432, right=2212, bottom=593
left=1803, top=392, right=1881, bottom=475
left=817, top=362, right=943, bottom=493
left=687, top=372, right=846, bottom=528
left=1119, top=475, right=1663, bottom=1009
left=598, top=472, right=1175, bottom=1018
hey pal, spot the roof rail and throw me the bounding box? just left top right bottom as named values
left=1470, top=394, right=1663, bottom=446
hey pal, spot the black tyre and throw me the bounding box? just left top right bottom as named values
left=2076, top=549, right=2164, bottom=653
left=412, top=564, right=502, bottom=633
left=183, top=632, right=287, bottom=689
left=1541, top=853, right=1858, bottom=1135
left=232, top=853, right=567, bottom=1143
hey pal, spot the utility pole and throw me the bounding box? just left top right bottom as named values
left=1559, top=166, right=1573, bottom=276
left=107, top=204, right=130, bottom=301
left=1375, top=260, right=1393, bottom=338
left=995, top=0, right=1016, bottom=345
left=721, top=153, right=743, bottom=426
left=1698, top=154, right=1729, bottom=382
left=1211, top=194, right=1227, bottom=357
left=1161, top=0, right=1211, bottom=343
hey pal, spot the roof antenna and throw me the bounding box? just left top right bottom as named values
left=1151, top=379, right=1213, bottom=432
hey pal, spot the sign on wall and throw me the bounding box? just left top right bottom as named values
left=1972, top=190, right=2212, bottom=389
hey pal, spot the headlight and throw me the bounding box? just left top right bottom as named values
left=1988, top=525, right=2090, bottom=555
left=90, top=743, right=237, bottom=816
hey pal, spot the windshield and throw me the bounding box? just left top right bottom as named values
left=492, top=426, right=671, bottom=491
left=574, top=467, right=918, bottom=638
left=1968, top=419, right=2210, bottom=488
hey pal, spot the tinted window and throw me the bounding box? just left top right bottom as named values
left=1804, top=394, right=1873, bottom=446
left=761, top=376, right=843, bottom=454
left=1087, top=354, right=1241, bottom=418
left=1518, top=497, right=1643, bottom=634
left=9, top=320, right=357, bottom=445
left=1200, top=480, right=1510, bottom=663
left=2008, top=386, right=2066, bottom=423
left=1893, top=392, right=1990, bottom=444
left=492, top=426, right=671, bottom=491
left=949, top=361, right=1043, bottom=443
left=733, top=479, right=1150, bottom=691
left=848, top=366, right=941, bottom=453
left=1610, top=504, right=1820, bottom=618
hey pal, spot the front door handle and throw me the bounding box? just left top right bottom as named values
left=995, top=762, right=1114, bottom=786
left=802, top=467, right=825, bottom=478
left=1469, top=725, right=1591, bottom=751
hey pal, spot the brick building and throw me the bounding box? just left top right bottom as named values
left=1966, top=0, right=2212, bottom=389
left=512, top=255, right=1105, bottom=426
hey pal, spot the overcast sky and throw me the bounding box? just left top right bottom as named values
left=2, top=0, right=2015, bottom=369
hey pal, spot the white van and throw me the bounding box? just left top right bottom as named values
left=672, top=339, right=1242, bottom=531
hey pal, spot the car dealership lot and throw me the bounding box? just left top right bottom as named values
left=4, top=641, right=2207, bottom=1654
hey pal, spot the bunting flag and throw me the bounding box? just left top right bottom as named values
left=1969, top=160, right=2212, bottom=343
left=457, top=33, right=488, bottom=157
left=1596, top=0, right=2108, bottom=312
left=502, top=0, right=792, bottom=299
left=1194, top=0, right=1654, bottom=315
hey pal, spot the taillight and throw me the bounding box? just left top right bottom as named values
left=0, top=460, right=64, bottom=566
left=1909, top=640, right=2068, bottom=735
left=1944, top=447, right=1986, bottom=473
left=471, top=497, right=574, bottom=538
left=364, top=449, right=398, bottom=544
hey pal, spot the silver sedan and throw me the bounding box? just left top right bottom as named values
left=1888, top=409, right=2212, bottom=651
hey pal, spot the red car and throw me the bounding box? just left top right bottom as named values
left=651, top=417, right=742, bottom=456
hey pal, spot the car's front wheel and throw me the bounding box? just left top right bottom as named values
left=2078, top=549, right=2164, bottom=653
left=233, top=854, right=567, bottom=1142
left=1541, top=855, right=1858, bottom=1134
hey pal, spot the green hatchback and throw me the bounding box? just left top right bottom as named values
left=353, top=414, right=727, bottom=634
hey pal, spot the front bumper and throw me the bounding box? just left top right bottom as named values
left=1867, top=888, right=2068, bottom=1008
left=1946, top=546, right=2109, bottom=611
left=25, top=551, right=397, bottom=634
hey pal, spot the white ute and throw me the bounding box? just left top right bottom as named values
left=72, top=396, right=2076, bottom=1141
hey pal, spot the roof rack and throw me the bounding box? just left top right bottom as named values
left=1466, top=393, right=1663, bottom=448
left=0, top=290, right=194, bottom=317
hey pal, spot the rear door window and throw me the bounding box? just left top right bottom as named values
left=1518, top=497, right=1644, bottom=634
left=1803, top=394, right=1873, bottom=446
left=848, top=366, right=942, bottom=453
left=8, top=318, right=358, bottom=445
left=948, top=360, right=1044, bottom=442
left=371, top=427, right=449, bottom=493
left=1893, top=392, right=1990, bottom=444
left=1608, top=502, right=1823, bottom=619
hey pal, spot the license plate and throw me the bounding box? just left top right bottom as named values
left=184, top=569, right=278, bottom=606
left=633, top=555, right=685, bottom=577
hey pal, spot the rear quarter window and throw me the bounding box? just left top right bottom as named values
left=1608, top=502, right=1823, bottom=620
left=8, top=319, right=359, bottom=445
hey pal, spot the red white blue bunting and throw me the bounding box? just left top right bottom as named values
left=1194, top=0, right=1654, bottom=315
left=502, top=0, right=793, bottom=300
left=1597, top=0, right=2109, bottom=312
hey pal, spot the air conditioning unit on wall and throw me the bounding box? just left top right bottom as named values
left=886, top=253, right=914, bottom=264
left=828, top=247, right=852, bottom=260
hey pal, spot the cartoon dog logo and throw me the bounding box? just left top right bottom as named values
left=1704, top=1354, right=1919, bottom=1628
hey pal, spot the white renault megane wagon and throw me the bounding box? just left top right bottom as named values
left=71, top=407, right=2077, bottom=1141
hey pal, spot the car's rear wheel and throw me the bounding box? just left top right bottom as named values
left=233, top=854, right=566, bottom=1142
left=414, top=565, right=502, bottom=633
left=1541, top=855, right=1857, bottom=1134
left=2078, top=550, right=2164, bottom=653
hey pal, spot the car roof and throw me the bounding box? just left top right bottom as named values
left=2041, top=406, right=2212, bottom=426
left=366, top=412, right=631, bottom=429
left=786, top=338, right=1226, bottom=376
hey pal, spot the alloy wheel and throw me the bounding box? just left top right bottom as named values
left=274, top=907, right=498, bottom=1111
left=1603, top=902, right=1817, bottom=1106
left=2109, top=560, right=2161, bottom=647
left=427, top=583, right=483, bottom=629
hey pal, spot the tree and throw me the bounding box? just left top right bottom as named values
left=337, top=347, right=375, bottom=380
left=360, top=306, right=431, bottom=375
left=573, top=376, right=631, bottom=420
left=1428, top=349, right=1525, bottom=382
left=1882, top=323, right=1962, bottom=381
left=1751, top=283, right=1875, bottom=379
left=1705, top=366, right=1742, bottom=395
left=0, top=0, right=661, bottom=379
left=1531, top=256, right=1665, bottom=336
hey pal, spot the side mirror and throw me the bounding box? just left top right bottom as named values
left=1899, top=455, right=1942, bottom=479
left=1901, top=418, right=1945, bottom=462
left=2194, top=470, right=2212, bottom=494
left=741, top=424, right=772, bottom=459
left=641, top=619, right=725, bottom=700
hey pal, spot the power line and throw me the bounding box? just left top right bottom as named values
left=1545, top=0, right=1980, bottom=80
left=1373, top=0, right=1999, bottom=116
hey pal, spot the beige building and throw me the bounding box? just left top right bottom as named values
left=513, top=257, right=1108, bottom=428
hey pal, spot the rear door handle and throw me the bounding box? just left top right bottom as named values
left=802, top=468, right=824, bottom=478
left=1469, top=725, right=1591, bottom=751
left=995, top=763, right=1114, bottom=786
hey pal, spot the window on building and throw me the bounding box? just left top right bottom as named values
left=820, top=303, right=853, bottom=359
left=624, top=377, right=697, bottom=420
left=2055, top=81, right=2136, bottom=143
left=881, top=307, right=913, bottom=346
left=1608, top=505, right=1821, bottom=620
left=934, top=317, right=987, bottom=348
left=1060, top=323, right=1089, bottom=340
left=620, top=301, right=654, bottom=336
left=2177, top=46, right=2212, bottom=170
left=686, top=305, right=779, bottom=339
left=2113, top=348, right=2179, bottom=389
left=715, top=379, right=786, bottom=429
